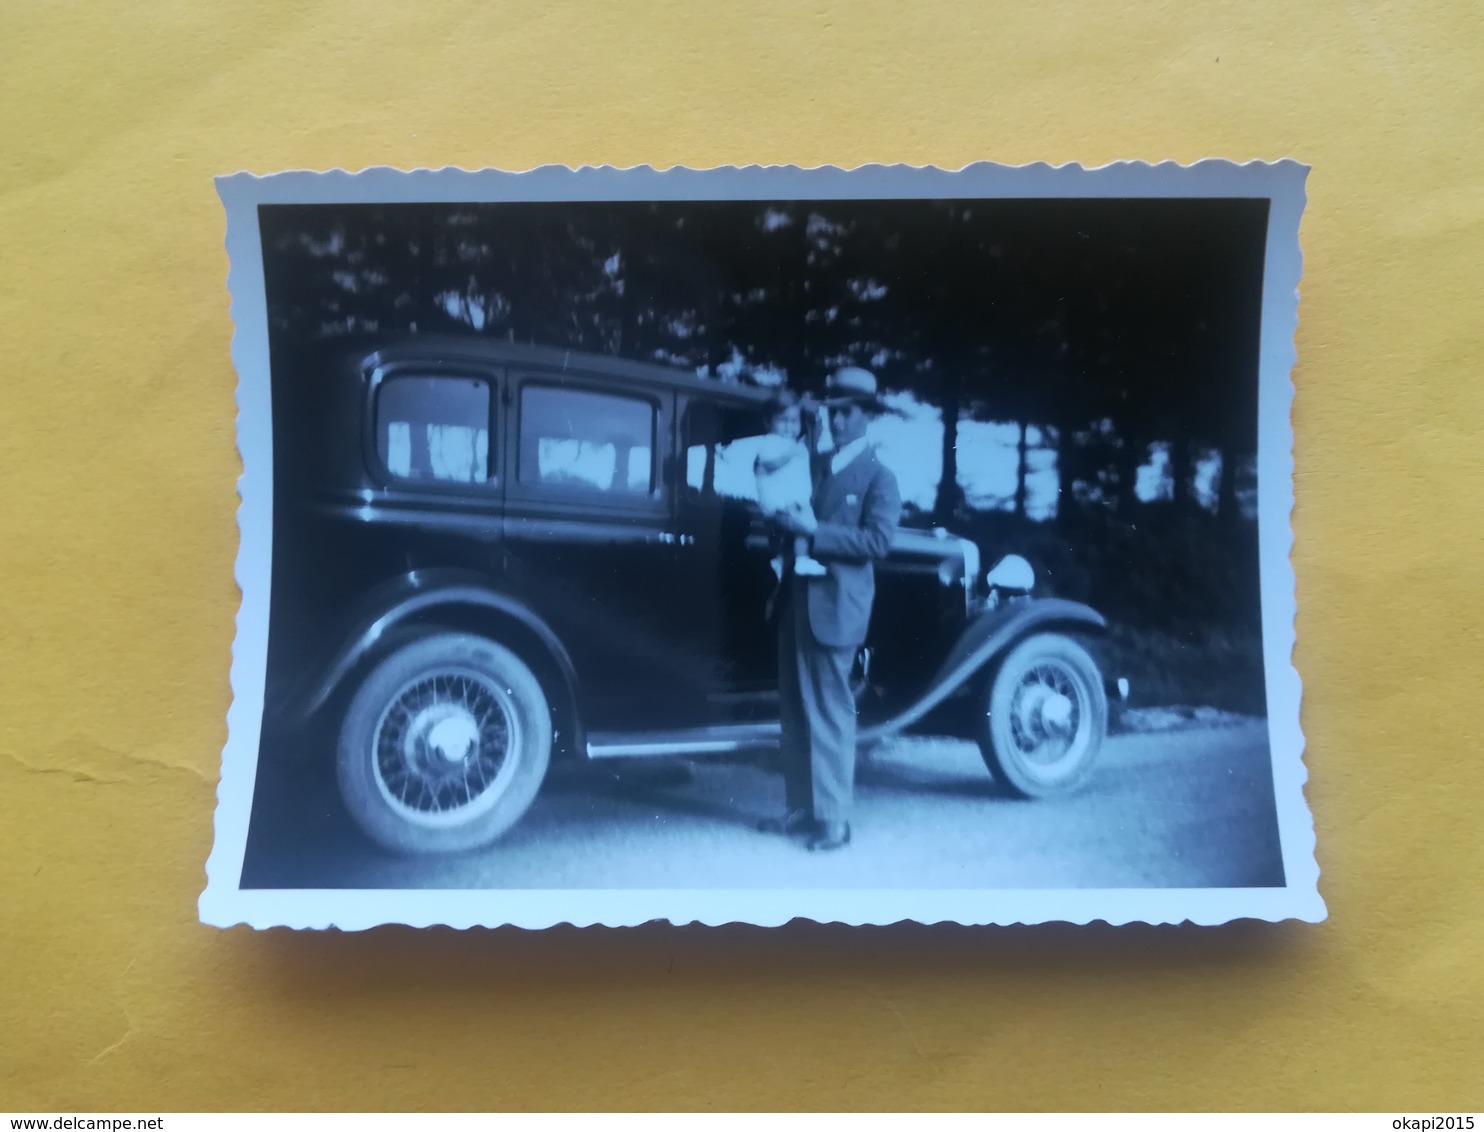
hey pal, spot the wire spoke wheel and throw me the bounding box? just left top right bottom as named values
left=338, top=633, right=552, bottom=855
left=1006, top=662, right=1085, bottom=766
left=978, top=632, right=1107, bottom=797
left=373, top=670, right=520, bottom=826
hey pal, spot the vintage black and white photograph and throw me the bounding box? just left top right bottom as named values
left=202, top=162, right=1320, bottom=929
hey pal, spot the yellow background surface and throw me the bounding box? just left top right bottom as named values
left=2, top=1, right=1481, bottom=1113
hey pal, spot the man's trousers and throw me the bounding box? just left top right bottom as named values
left=776, top=589, right=859, bottom=824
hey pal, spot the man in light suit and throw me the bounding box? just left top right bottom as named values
left=761, top=367, right=902, bottom=852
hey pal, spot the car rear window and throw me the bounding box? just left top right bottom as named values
left=376, top=375, right=492, bottom=484
left=518, top=385, right=655, bottom=494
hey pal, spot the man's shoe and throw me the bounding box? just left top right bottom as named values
left=758, top=808, right=815, bottom=836
left=807, top=821, right=852, bottom=852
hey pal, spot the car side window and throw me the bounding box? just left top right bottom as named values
left=376, top=375, right=492, bottom=484
left=518, top=385, right=655, bottom=494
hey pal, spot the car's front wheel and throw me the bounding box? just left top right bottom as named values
left=976, top=632, right=1106, bottom=797
left=337, top=632, right=552, bottom=855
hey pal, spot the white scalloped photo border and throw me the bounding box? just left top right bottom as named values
left=200, top=160, right=1321, bottom=930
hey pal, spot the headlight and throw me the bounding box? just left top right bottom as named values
left=985, top=554, right=1034, bottom=592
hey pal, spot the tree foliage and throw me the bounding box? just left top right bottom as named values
left=261, top=198, right=1271, bottom=702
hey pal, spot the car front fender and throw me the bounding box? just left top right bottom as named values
left=858, top=597, right=1107, bottom=742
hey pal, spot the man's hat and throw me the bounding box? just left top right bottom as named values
left=822, top=366, right=889, bottom=413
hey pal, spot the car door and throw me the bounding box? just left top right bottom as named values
left=499, top=373, right=709, bottom=730
left=672, top=393, right=783, bottom=718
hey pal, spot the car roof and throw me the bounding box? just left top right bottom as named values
left=319, top=332, right=777, bottom=405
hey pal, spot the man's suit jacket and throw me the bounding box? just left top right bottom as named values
left=796, top=445, right=903, bottom=649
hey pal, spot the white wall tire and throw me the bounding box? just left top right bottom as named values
left=336, top=633, right=552, bottom=854
left=977, top=632, right=1107, bottom=797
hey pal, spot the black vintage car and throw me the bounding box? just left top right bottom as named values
left=263, top=335, right=1118, bottom=854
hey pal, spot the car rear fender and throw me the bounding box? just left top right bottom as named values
left=300, top=575, right=584, bottom=757
left=858, top=597, right=1107, bottom=742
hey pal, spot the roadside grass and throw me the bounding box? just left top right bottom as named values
left=1093, top=621, right=1268, bottom=719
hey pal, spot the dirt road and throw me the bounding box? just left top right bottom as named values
left=240, top=718, right=1286, bottom=891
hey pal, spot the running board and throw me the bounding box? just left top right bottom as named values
left=586, top=722, right=781, bottom=759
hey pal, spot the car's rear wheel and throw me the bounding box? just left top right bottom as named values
left=976, top=632, right=1106, bottom=797
left=337, top=632, right=552, bottom=854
